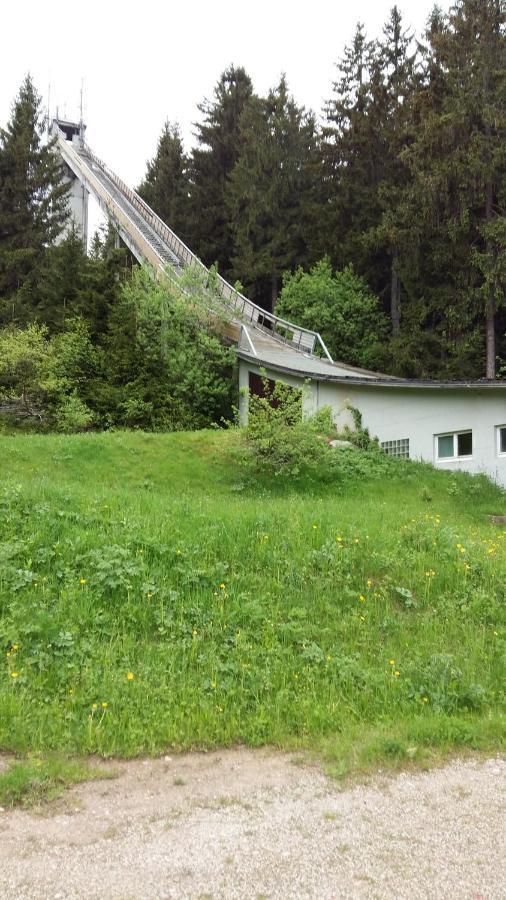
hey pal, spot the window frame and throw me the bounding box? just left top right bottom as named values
left=435, top=430, right=473, bottom=462
left=497, top=425, right=506, bottom=458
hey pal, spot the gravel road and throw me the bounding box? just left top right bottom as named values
left=0, top=749, right=504, bottom=899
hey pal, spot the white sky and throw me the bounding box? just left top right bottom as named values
left=1, top=0, right=449, bottom=238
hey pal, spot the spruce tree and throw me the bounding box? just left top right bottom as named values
left=137, top=122, right=190, bottom=243
left=227, top=76, right=319, bottom=309
left=188, top=65, right=254, bottom=276
left=404, top=0, right=506, bottom=378
left=0, top=75, right=69, bottom=324
left=371, top=6, right=417, bottom=335
left=323, top=24, right=388, bottom=294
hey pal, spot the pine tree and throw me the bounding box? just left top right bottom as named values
left=137, top=122, right=190, bottom=243
left=0, top=75, right=69, bottom=324
left=227, top=76, right=319, bottom=309
left=188, top=65, right=254, bottom=276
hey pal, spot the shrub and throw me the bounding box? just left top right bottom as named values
left=243, top=379, right=335, bottom=478
left=53, top=391, right=93, bottom=433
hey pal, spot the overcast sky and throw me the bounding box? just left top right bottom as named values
left=1, top=0, right=450, bottom=236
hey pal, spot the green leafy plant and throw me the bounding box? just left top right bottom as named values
left=243, top=378, right=335, bottom=478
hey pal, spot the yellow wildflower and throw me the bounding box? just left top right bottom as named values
left=10, top=672, right=19, bottom=678
left=126, top=672, right=135, bottom=681
left=102, top=702, right=108, bottom=709
left=219, top=583, right=226, bottom=590
left=80, top=578, right=87, bottom=585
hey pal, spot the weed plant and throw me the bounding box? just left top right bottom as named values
left=0, top=430, right=504, bottom=774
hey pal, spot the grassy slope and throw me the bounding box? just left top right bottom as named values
left=0, top=430, right=504, bottom=774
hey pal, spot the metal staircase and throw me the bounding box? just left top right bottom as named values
left=54, top=122, right=333, bottom=364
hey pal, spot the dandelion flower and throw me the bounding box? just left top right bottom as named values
left=219, top=583, right=226, bottom=590
left=394, top=670, right=400, bottom=677
left=92, top=703, right=97, bottom=710
left=102, top=702, right=108, bottom=709
left=80, top=578, right=87, bottom=585
left=10, top=672, right=19, bottom=678
left=359, top=595, right=366, bottom=603
left=126, top=672, right=135, bottom=681
left=389, top=659, right=395, bottom=666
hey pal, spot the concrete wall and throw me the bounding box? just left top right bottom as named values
left=239, top=360, right=506, bottom=488
left=56, top=160, right=89, bottom=247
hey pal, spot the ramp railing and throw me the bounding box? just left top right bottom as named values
left=54, top=123, right=333, bottom=362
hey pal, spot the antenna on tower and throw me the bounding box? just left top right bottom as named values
left=46, top=82, right=51, bottom=134
left=79, top=79, right=84, bottom=138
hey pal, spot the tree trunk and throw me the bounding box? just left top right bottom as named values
left=486, top=294, right=496, bottom=379
left=271, top=275, right=278, bottom=312
left=485, top=180, right=495, bottom=379
left=390, top=248, right=401, bottom=336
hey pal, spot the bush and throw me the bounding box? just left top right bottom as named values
left=53, top=391, right=93, bottom=433
left=243, top=379, right=336, bottom=478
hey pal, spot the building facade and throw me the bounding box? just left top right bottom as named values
left=238, top=355, right=506, bottom=488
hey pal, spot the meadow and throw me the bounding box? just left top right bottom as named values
left=0, top=430, right=504, bottom=782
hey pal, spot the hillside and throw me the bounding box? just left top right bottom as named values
left=0, top=430, right=504, bottom=774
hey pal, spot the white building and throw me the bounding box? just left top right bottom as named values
left=238, top=346, right=506, bottom=488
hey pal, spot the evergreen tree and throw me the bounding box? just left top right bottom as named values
left=31, top=223, right=126, bottom=337
left=370, top=6, right=417, bottom=335
left=227, top=76, right=319, bottom=309
left=188, top=65, right=254, bottom=276
left=324, top=13, right=418, bottom=333
left=323, top=24, right=386, bottom=289
left=137, top=122, right=190, bottom=242
left=404, top=0, right=506, bottom=378
left=0, top=75, right=69, bottom=324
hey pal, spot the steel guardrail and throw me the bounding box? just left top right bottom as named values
left=55, top=124, right=332, bottom=361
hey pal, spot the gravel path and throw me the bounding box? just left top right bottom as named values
left=0, top=750, right=504, bottom=899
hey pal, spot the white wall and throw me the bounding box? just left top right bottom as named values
left=239, top=360, right=506, bottom=488
left=56, top=166, right=89, bottom=247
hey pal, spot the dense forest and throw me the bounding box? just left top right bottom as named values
left=0, top=0, right=505, bottom=432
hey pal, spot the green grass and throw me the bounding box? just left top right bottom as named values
left=0, top=756, right=109, bottom=808
left=0, top=430, right=504, bottom=777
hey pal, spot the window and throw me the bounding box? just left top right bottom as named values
left=497, top=426, right=506, bottom=456
left=381, top=438, right=409, bottom=459
left=436, top=431, right=472, bottom=461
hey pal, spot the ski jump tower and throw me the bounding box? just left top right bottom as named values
left=52, top=118, right=89, bottom=247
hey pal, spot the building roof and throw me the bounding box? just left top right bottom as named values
left=237, top=348, right=506, bottom=391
